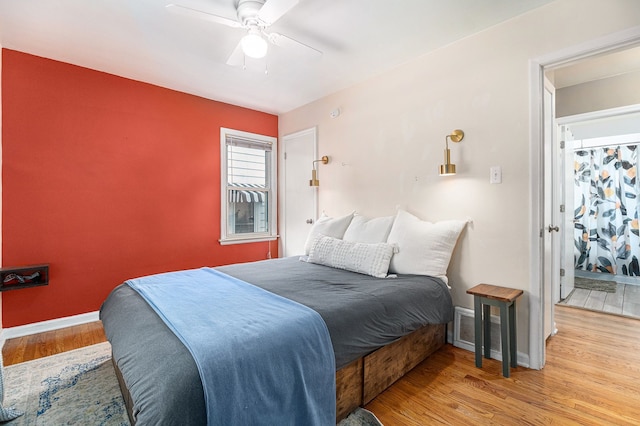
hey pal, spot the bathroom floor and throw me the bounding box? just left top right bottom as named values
left=559, top=282, right=640, bottom=319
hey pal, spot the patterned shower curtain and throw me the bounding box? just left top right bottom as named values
left=574, top=145, right=640, bottom=275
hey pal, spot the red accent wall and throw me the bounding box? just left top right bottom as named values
left=1, top=49, right=278, bottom=327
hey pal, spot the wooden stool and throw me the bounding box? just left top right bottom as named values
left=466, top=283, right=524, bottom=378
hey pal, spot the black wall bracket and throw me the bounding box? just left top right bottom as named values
left=0, top=264, right=49, bottom=291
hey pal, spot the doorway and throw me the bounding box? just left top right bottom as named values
left=556, top=109, right=640, bottom=318
left=530, top=28, right=640, bottom=370
left=281, top=127, right=318, bottom=257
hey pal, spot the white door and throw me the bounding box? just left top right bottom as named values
left=560, top=125, right=576, bottom=299
left=543, top=77, right=559, bottom=341
left=282, top=128, right=317, bottom=256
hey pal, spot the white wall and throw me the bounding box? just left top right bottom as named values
left=279, top=0, right=640, bottom=358
left=557, top=70, right=640, bottom=117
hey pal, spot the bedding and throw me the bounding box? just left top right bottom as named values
left=303, top=212, right=355, bottom=254
left=127, top=268, right=335, bottom=425
left=307, top=235, right=395, bottom=278
left=343, top=215, right=395, bottom=243
left=387, top=209, right=467, bottom=282
left=100, top=256, right=453, bottom=425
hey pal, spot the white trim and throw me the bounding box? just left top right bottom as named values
left=529, top=25, right=640, bottom=371
left=534, top=26, right=640, bottom=69
left=570, top=133, right=640, bottom=149
left=557, top=104, right=640, bottom=126
left=1, top=311, right=99, bottom=348
left=219, top=235, right=278, bottom=245
left=529, top=58, right=545, bottom=370
left=220, top=127, right=278, bottom=244
left=557, top=104, right=640, bottom=149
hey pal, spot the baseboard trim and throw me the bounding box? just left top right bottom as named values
left=453, top=306, right=530, bottom=368
left=1, top=311, right=100, bottom=348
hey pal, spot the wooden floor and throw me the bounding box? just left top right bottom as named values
left=560, top=283, right=640, bottom=319
left=3, top=306, right=640, bottom=425
left=366, top=305, right=640, bottom=425
left=2, top=321, right=106, bottom=366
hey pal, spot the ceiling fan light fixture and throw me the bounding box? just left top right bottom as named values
left=241, top=28, right=268, bottom=58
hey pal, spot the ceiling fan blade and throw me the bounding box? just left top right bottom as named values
left=258, top=0, right=299, bottom=25
left=226, top=41, right=245, bottom=67
left=166, top=4, right=242, bottom=28
left=269, top=32, right=322, bottom=57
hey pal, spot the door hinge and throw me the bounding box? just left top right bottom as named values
left=560, top=204, right=565, bottom=213
left=560, top=140, right=565, bottom=149
left=284, top=152, right=287, bottom=160
left=560, top=268, right=565, bottom=277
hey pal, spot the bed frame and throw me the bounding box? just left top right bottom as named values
left=113, top=322, right=446, bottom=424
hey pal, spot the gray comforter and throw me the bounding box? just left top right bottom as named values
left=100, top=257, right=453, bottom=425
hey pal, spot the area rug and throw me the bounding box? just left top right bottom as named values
left=3, top=342, right=129, bottom=425
left=2, top=342, right=383, bottom=425
left=338, top=407, right=383, bottom=426
left=574, top=276, right=617, bottom=293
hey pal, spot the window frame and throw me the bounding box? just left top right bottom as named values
left=219, top=127, right=278, bottom=245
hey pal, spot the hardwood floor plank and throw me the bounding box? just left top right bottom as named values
left=1, top=336, right=27, bottom=366
left=367, top=305, right=640, bottom=425
left=2, top=322, right=107, bottom=366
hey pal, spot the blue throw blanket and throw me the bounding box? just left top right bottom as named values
left=127, top=268, right=336, bottom=425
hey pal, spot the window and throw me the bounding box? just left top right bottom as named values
left=220, top=128, right=277, bottom=244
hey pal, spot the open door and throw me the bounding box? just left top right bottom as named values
left=559, top=125, right=576, bottom=300
left=543, top=77, right=559, bottom=341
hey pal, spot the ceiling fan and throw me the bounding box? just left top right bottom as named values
left=166, top=0, right=322, bottom=66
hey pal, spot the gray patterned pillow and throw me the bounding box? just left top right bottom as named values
left=308, top=235, right=395, bottom=278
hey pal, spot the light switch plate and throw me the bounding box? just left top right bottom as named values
left=490, top=166, right=502, bottom=184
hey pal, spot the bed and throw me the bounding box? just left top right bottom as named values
left=100, top=256, right=453, bottom=424
left=101, top=209, right=466, bottom=424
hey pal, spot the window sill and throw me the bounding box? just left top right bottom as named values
left=219, top=235, right=279, bottom=246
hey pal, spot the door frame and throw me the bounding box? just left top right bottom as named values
left=280, top=127, right=318, bottom=257
left=557, top=103, right=640, bottom=289
left=529, top=25, right=640, bottom=370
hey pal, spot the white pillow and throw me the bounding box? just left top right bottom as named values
left=386, top=210, right=466, bottom=281
left=308, top=235, right=394, bottom=278
left=303, top=212, right=355, bottom=255
left=343, top=215, right=395, bottom=243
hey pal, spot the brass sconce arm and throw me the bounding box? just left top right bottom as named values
left=310, top=156, right=329, bottom=186
left=439, top=130, right=464, bottom=176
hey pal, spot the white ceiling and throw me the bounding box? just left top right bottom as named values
left=0, top=0, right=557, bottom=114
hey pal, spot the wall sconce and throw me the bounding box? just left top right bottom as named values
left=439, top=129, right=465, bottom=176
left=310, top=156, right=329, bottom=186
